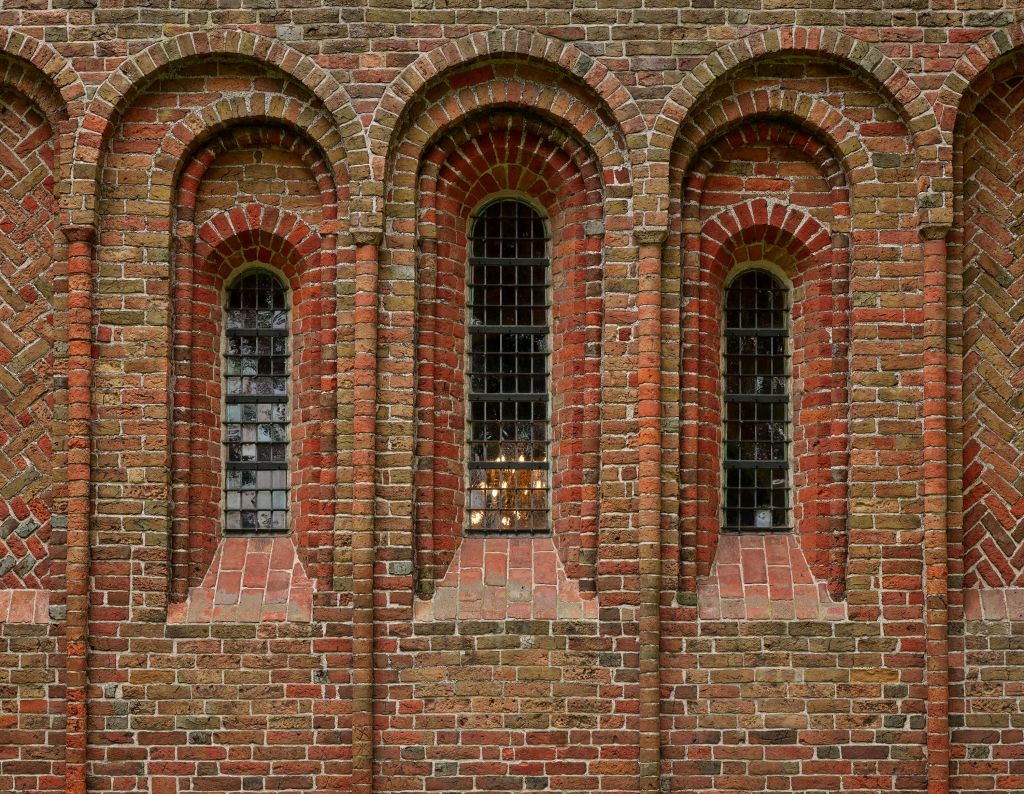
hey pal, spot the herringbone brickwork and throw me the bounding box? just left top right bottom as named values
left=962, top=56, right=1024, bottom=590
left=0, top=81, right=53, bottom=590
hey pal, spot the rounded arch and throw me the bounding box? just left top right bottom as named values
left=700, top=199, right=833, bottom=270
left=158, top=99, right=348, bottom=226
left=390, top=77, right=629, bottom=191
left=0, top=28, right=85, bottom=117
left=653, top=26, right=940, bottom=222
left=673, top=92, right=860, bottom=205
left=657, top=26, right=936, bottom=154
left=194, top=204, right=322, bottom=275
left=71, top=29, right=363, bottom=224
left=0, top=29, right=85, bottom=209
left=171, top=117, right=343, bottom=237
left=367, top=28, right=646, bottom=186
left=937, top=22, right=1024, bottom=134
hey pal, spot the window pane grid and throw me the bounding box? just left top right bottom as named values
left=224, top=271, right=289, bottom=534
left=467, top=200, right=549, bottom=535
left=723, top=270, right=790, bottom=532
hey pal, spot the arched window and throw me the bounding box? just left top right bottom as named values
left=723, top=269, right=790, bottom=531
left=223, top=271, right=290, bottom=533
left=466, top=199, right=550, bottom=534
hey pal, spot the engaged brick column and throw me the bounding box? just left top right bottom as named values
left=352, top=228, right=381, bottom=794
left=922, top=224, right=951, bottom=794
left=63, top=224, right=95, bottom=794
left=636, top=227, right=666, bottom=793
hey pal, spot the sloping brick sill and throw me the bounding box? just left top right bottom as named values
left=0, top=589, right=48, bottom=623
left=414, top=536, right=598, bottom=622
left=964, top=588, right=1024, bottom=620
left=697, top=533, right=846, bottom=621
left=167, top=536, right=314, bottom=623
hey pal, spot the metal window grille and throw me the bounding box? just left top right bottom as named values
left=723, top=269, right=791, bottom=531
left=223, top=271, right=289, bottom=533
left=466, top=199, right=550, bottom=534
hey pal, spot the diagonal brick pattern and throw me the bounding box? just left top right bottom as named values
left=962, top=62, right=1024, bottom=589
left=0, top=84, right=54, bottom=592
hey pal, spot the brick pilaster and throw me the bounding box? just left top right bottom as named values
left=352, top=228, right=382, bottom=794
left=636, top=226, right=667, bottom=793
left=62, top=223, right=95, bottom=794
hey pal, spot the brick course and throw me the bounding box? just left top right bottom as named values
left=0, top=7, right=1022, bottom=794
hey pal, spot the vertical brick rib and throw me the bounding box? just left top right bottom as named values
left=636, top=228, right=666, bottom=793
left=922, top=228, right=950, bottom=794
left=414, top=232, right=437, bottom=594
left=170, top=220, right=195, bottom=601
left=63, top=226, right=95, bottom=794
left=352, top=231, right=381, bottom=794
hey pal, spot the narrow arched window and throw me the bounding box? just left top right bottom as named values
left=723, top=269, right=790, bottom=531
left=223, top=271, right=289, bottom=533
left=466, top=199, right=549, bottom=533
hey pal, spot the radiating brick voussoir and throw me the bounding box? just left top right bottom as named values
left=73, top=29, right=361, bottom=224
left=0, top=28, right=84, bottom=113
left=366, top=28, right=645, bottom=184
left=656, top=26, right=937, bottom=168
left=938, top=22, right=1024, bottom=134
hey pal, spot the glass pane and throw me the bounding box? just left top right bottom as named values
left=467, top=201, right=549, bottom=533
left=224, top=271, right=290, bottom=534
left=723, top=270, right=790, bottom=531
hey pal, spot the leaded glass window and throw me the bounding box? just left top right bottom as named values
left=723, top=269, right=790, bottom=531
left=223, top=271, right=289, bottom=533
left=466, top=200, right=550, bottom=534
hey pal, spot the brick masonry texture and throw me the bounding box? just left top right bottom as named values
left=1, top=4, right=1024, bottom=794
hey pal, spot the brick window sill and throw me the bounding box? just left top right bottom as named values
left=697, top=533, right=845, bottom=621
left=0, top=589, right=48, bottom=623
left=413, top=535, right=597, bottom=622
left=167, top=536, right=314, bottom=623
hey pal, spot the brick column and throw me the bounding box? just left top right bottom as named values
left=921, top=224, right=951, bottom=794
left=636, top=227, right=667, bottom=794
left=352, top=228, right=381, bottom=794
left=63, top=224, right=95, bottom=794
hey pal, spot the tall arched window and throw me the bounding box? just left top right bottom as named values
left=223, top=271, right=290, bottom=533
left=723, top=269, right=790, bottom=531
left=466, top=199, right=550, bottom=534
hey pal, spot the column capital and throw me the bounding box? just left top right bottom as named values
left=352, top=228, right=383, bottom=247
left=62, top=224, right=96, bottom=244
left=634, top=227, right=668, bottom=246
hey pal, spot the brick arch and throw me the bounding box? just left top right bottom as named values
left=672, top=92, right=859, bottom=206
left=71, top=29, right=362, bottom=225
left=681, top=199, right=850, bottom=599
left=414, top=110, right=605, bottom=594
left=652, top=27, right=939, bottom=224
left=0, top=28, right=84, bottom=130
left=367, top=28, right=643, bottom=218
left=171, top=199, right=337, bottom=599
left=386, top=75, right=629, bottom=192
left=657, top=26, right=935, bottom=159
left=157, top=98, right=348, bottom=226
left=173, top=119, right=342, bottom=228
left=937, top=22, right=1024, bottom=135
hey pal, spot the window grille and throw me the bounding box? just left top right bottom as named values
left=723, top=269, right=790, bottom=531
left=466, top=199, right=550, bottom=534
left=223, top=271, right=289, bottom=533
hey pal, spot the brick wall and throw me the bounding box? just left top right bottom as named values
left=0, top=7, right=1022, bottom=794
